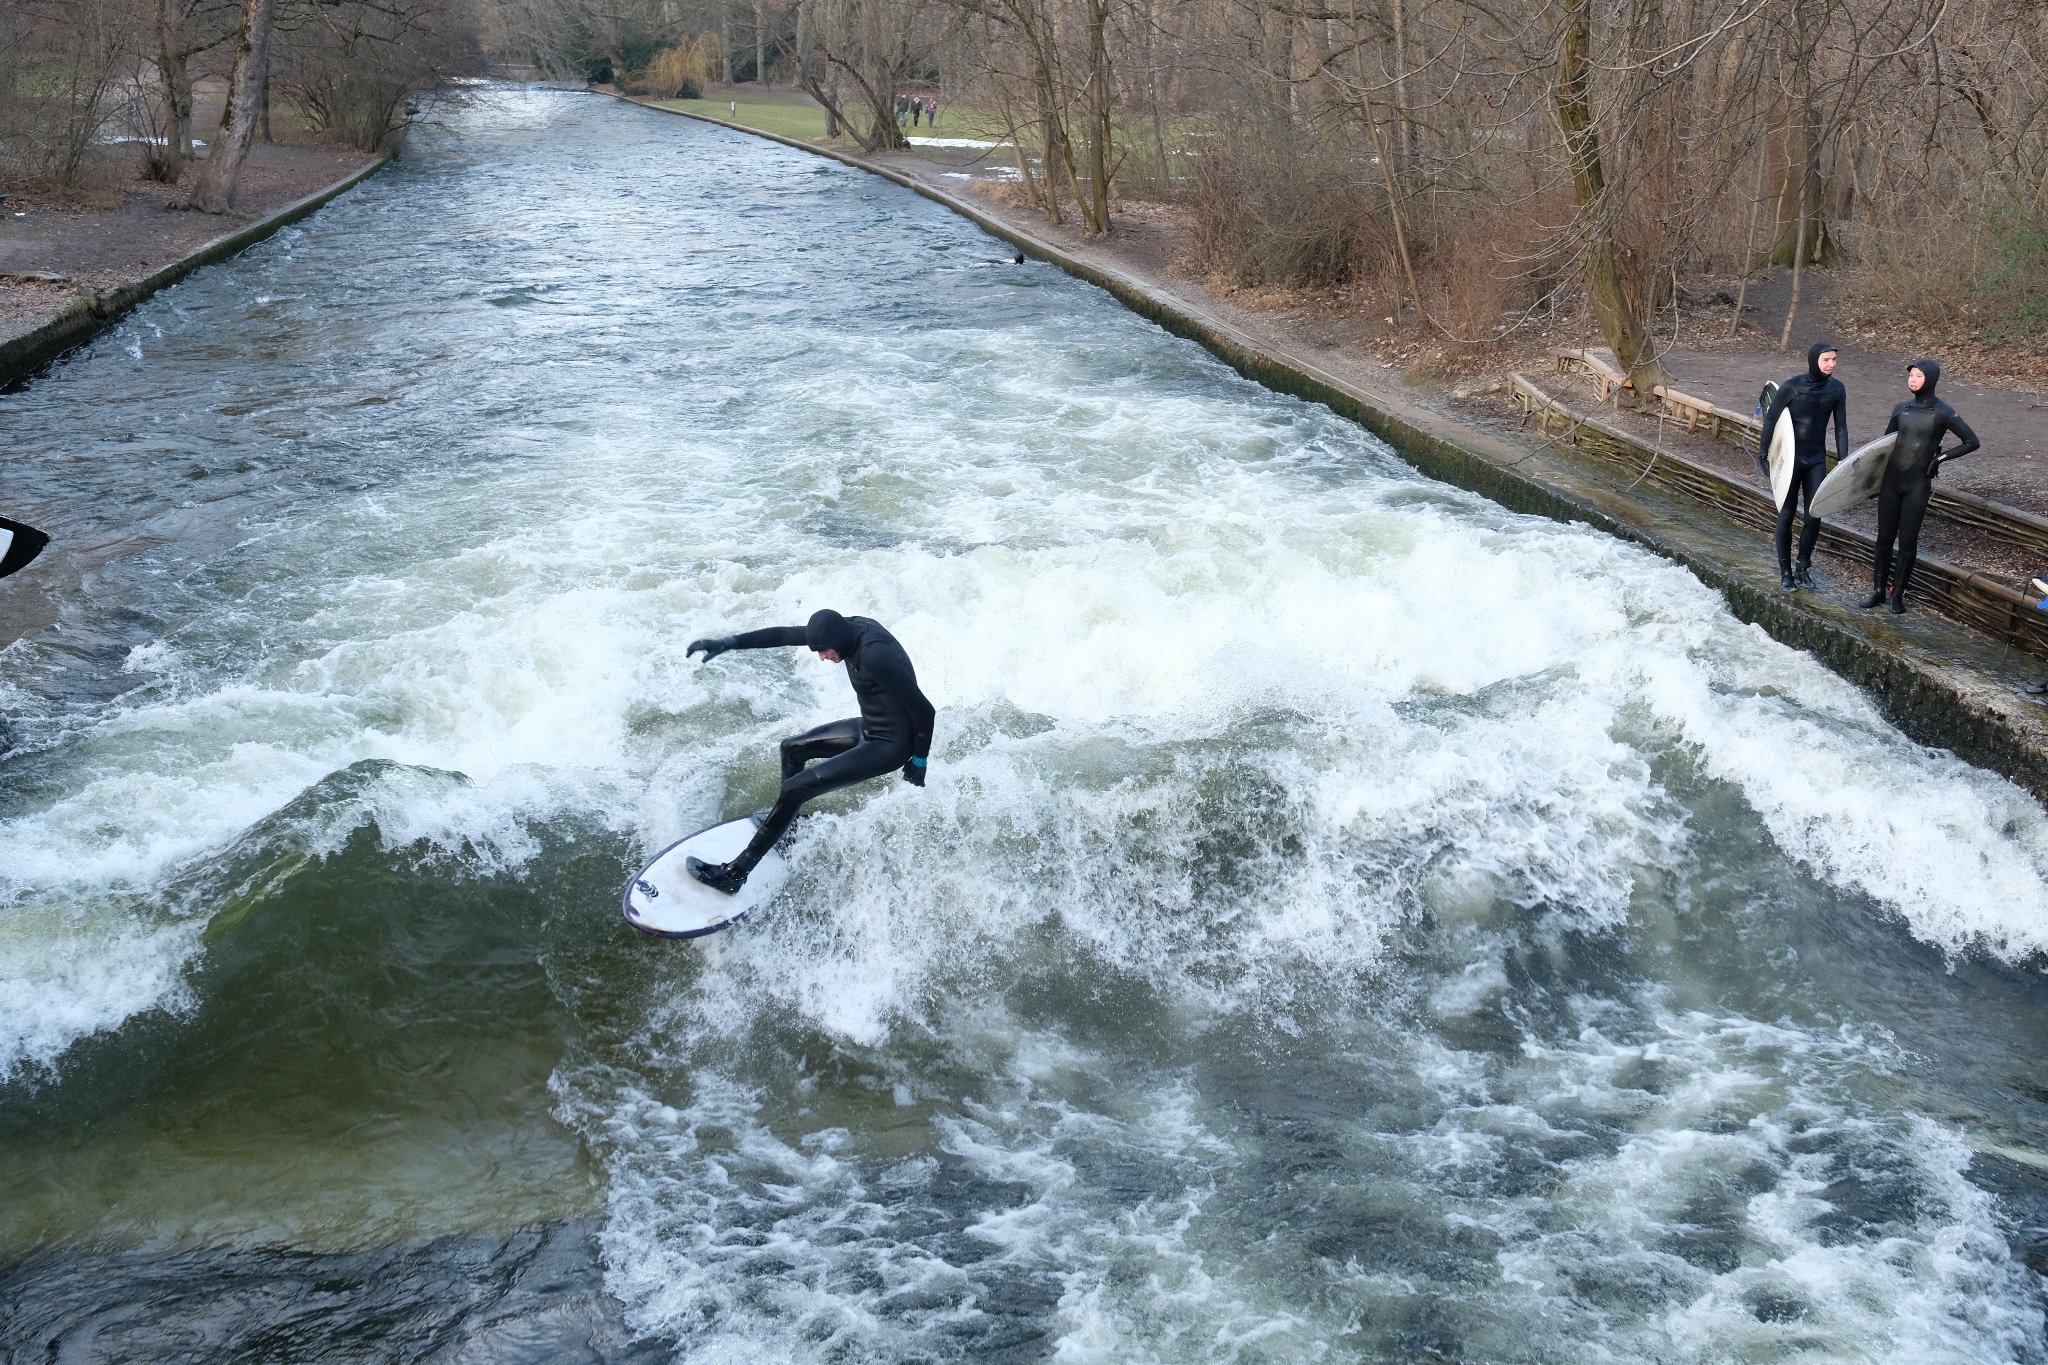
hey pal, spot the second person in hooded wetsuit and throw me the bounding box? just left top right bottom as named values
left=1862, top=358, right=1980, bottom=614
left=1759, top=341, right=1849, bottom=591
left=683, top=609, right=935, bottom=893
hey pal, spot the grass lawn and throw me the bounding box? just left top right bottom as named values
left=648, top=90, right=848, bottom=144
left=638, top=89, right=1190, bottom=190
left=645, top=88, right=1019, bottom=150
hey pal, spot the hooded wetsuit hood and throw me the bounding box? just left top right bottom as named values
left=805, top=609, right=861, bottom=656
left=1807, top=340, right=1837, bottom=385
left=1907, top=357, right=1940, bottom=401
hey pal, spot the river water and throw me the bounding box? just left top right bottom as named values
left=4, top=89, right=2048, bottom=1363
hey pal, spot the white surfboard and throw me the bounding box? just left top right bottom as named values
left=1809, top=433, right=1898, bottom=519
left=622, top=814, right=789, bottom=939
left=1767, top=408, right=1796, bottom=510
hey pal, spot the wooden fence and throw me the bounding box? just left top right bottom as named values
left=1510, top=372, right=2048, bottom=660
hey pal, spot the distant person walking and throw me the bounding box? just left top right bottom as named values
left=897, top=94, right=908, bottom=128
left=911, top=97, right=922, bottom=128
left=1863, top=358, right=1980, bottom=614
left=928, top=99, right=940, bottom=128
left=1758, top=341, right=1847, bottom=591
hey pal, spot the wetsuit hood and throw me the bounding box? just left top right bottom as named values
left=805, top=609, right=861, bottom=656
left=1806, top=340, right=1837, bottom=385
left=1908, top=357, right=1940, bottom=401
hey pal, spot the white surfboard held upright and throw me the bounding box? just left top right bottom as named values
left=1767, top=409, right=1797, bottom=510
left=1809, top=433, right=1897, bottom=519
left=622, top=815, right=789, bottom=938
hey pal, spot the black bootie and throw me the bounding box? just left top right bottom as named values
left=1779, top=564, right=1797, bottom=592
left=1794, top=558, right=1816, bottom=590
left=1857, top=589, right=1887, bottom=609
left=1887, top=588, right=1906, bottom=614
left=687, top=816, right=781, bottom=896
left=686, top=856, right=749, bottom=894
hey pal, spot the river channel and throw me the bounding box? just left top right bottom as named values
left=3, top=88, right=2048, bottom=1363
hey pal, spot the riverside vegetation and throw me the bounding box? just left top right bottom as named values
left=548, top=0, right=2048, bottom=384
left=10, top=0, right=2045, bottom=374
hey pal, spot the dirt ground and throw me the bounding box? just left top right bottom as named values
left=0, top=141, right=375, bottom=349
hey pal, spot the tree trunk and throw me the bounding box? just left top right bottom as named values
left=1084, top=0, right=1111, bottom=234
left=1729, top=131, right=1769, bottom=336
left=188, top=0, right=275, bottom=214
left=1768, top=18, right=1838, bottom=270
left=722, top=2, right=734, bottom=85
left=1779, top=167, right=1811, bottom=351
left=149, top=0, right=189, bottom=183
left=754, top=0, right=766, bottom=83
left=1350, top=0, right=1421, bottom=320
left=1388, top=0, right=1410, bottom=168
left=1768, top=118, right=1838, bottom=266
left=1551, top=0, right=1666, bottom=393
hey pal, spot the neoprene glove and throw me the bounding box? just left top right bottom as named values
left=902, top=757, right=927, bottom=787
left=687, top=635, right=738, bottom=661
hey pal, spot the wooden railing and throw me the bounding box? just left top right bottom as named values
left=1510, top=372, right=2048, bottom=659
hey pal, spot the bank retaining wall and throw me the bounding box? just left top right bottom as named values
left=0, top=154, right=392, bottom=389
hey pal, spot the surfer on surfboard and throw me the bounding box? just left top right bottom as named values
left=1759, top=341, right=1848, bottom=592
left=683, top=610, right=935, bottom=894
left=1862, top=358, right=1980, bottom=614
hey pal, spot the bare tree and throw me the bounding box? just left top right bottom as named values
left=187, top=0, right=276, bottom=211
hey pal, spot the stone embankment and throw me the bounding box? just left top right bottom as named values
left=0, top=151, right=388, bottom=388
left=628, top=94, right=2048, bottom=799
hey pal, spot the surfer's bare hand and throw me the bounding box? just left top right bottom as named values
left=688, top=636, right=736, bottom=661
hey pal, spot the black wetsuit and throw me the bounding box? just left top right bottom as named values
left=1871, top=358, right=1979, bottom=607
left=1759, top=341, right=1848, bottom=579
left=0, top=516, right=49, bottom=580
left=688, top=610, right=935, bottom=888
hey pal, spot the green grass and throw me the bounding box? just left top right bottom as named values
left=639, top=91, right=1195, bottom=192
left=646, top=91, right=851, bottom=145
left=644, top=89, right=1019, bottom=151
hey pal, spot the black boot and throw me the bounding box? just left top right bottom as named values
left=2025, top=676, right=2048, bottom=696
left=686, top=811, right=785, bottom=895
left=1887, top=588, right=1906, bottom=614
left=1780, top=565, right=1797, bottom=592
left=687, top=856, right=750, bottom=894
left=1794, top=558, right=1816, bottom=590
left=1858, top=589, right=1887, bottom=609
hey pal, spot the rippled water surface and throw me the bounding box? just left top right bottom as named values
left=5, top=90, right=2048, bottom=1363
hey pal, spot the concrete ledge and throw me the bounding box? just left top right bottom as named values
left=0, top=153, right=392, bottom=389
left=626, top=96, right=2048, bottom=800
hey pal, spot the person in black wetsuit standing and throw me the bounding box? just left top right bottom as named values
left=1759, top=341, right=1849, bottom=591
left=1862, top=358, right=1980, bottom=614
left=683, top=609, right=935, bottom=894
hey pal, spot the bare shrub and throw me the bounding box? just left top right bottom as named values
left=0, top=0, right=139, bottom=195
left=1979, top=196, right=2048, bottom=339
left=629, top=37, right=716, bottom=98
left=1185, top=126, right=1396, bottom=292
left=272, top=0, right=482, bottom=153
